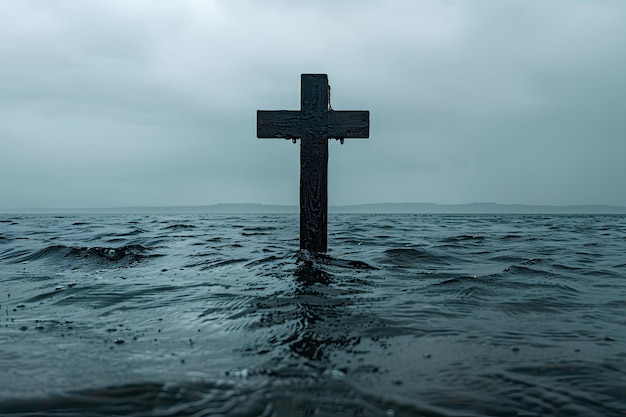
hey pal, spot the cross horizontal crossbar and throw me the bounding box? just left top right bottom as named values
left=257, top=110, right=369, bottom=139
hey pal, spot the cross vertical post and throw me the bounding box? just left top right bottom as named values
left=300, top=74, right=329, bottom=252
left=257, top=74, right=369, bottom=253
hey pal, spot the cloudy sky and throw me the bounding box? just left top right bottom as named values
left=1, top=0, right=625, bottom=209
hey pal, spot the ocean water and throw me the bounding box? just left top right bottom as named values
left=0, top=213, right=625, bottom=417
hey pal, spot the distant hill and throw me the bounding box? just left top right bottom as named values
left=330, top=202, right=626, bottom=214
left=4, top=202, right=626, bottom=214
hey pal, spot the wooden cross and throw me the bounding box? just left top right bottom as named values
left=257, top=74, right=370, bottom=253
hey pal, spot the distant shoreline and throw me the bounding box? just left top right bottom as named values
left=2, top=202, right=626, bottom=214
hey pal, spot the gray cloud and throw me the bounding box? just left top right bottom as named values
left=1, top=0, right=625, bottom=209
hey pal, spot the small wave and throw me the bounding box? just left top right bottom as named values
left=506, top=264, right=547, bottom=276
left=244, top=255, right=280, bottom=268
left=243, top=226, right=277, bottom=232
left=67, top=245, right=152, bottom=262
left=328, top=258, right=379, bottom=270
left=163, top=224, right=197, bottom=231
left=1, top=246, right=71, bottom=264
left=63, top=245, right=133, bottom=262
left=380, top=247, right=450, bottom=267
left=0, top=248, right=31, bottom=263
left=241, top=231, right=270, bottom=236
left=3, top=244, right=158, bottom=265
left=0, top=380, right=265, bottom=417
left=185, top=257, right=248, bottom=270
left=0, top=375, right=421, bottom=417
left=495, top=293, right=583, bottom=316
left=10, top=244, right=68, bottom=263
left=118, top=229, right=146, bottom=237
left=296, top=251, right=378, bottom=271
left=500, top=234, right=524, bottom=240
left=442, top=235, right=486, bottom=242
left=435, top=275, right=479, bottom=286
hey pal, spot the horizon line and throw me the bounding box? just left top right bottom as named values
left=2, top=201, right=626, bottom=214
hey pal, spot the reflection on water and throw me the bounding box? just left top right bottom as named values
left=0, top=213, right=625, bottom=416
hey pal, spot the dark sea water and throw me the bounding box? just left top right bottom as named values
left=1, top=213, right=625, bottom=417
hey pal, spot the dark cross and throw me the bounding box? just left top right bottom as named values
left=257, top=74, right=370, bottom=253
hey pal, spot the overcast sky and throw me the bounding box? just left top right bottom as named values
left=1, top=0, right=625, bottom=209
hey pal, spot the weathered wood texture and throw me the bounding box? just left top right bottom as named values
left=257, top=110, right=369, bottom=139
left=300, top=74, right=329, bottom=252
left=327, top=111, right=369, bottom=138
left=256, top=74, right=370, bottom=252
left=257, top=111, right=301, bottom=139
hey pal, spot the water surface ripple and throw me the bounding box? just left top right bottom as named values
left=1, top=213, right=625, bottom=416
